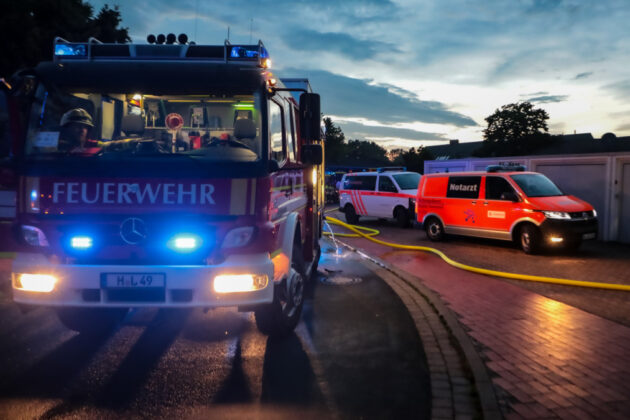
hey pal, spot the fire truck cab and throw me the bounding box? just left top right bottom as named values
left=1, top=38, right=324, bottom=336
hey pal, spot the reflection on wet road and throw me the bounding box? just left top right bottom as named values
left=0, top=242, right=430, bottom=419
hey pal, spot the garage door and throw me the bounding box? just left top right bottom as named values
left=619, top=163, right=630, bottom=244
left=535, top=164, right=607, bottom=239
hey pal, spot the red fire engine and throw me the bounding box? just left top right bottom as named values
left=0, top=36, right=324, bottom=336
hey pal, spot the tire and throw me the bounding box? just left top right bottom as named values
left=255, top=238, right=305, bottom=336
left=394, top=207, right=410, bottom=228
left=424, top=217, right=444, bottom=241
left=344, top=204, right=359, bottom=224
left=56, top=307, right=128, bottom=333
left=519, top=224, right=541, bottom=254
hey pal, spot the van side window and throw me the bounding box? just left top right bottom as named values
left=378, top=176, right=397, bottom=192
left=486, top=176, right=516, bottom=200
left=344, top=175, right=376, bottom=191
left=446, top=176, right=481, bottom=199
left=269, top=99, right=286, bottom=162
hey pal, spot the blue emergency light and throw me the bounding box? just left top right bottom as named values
left=167, top=234, right=202, bottom=252
left=230, top=45, right=269, bottom=59
left=70, top=236, right=93, bottom=249
left=54, top=43, right=87, bottom=57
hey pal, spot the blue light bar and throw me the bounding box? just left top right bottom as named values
left=71, top=236, right=93, bottom=249
left=54, top=43, right=87, bottom=57
left=230, top=45, right=269, bottom=59
left=168, top=234, right=202, bottom=252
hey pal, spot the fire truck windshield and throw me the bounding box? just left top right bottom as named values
left=25, top=85, right=263, bottom=162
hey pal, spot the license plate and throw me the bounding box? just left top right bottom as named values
left=582, top=232, right=596, bottom=240
left=102, top=273, right=165, bottom=288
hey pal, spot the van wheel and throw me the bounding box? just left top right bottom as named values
left=255, top=239, right=305, bottom=336
left=56, top=307, right=128, bottom=333
left=519, top=224, right=541, bottom=254
left=425, top=217, right=444, bottom=241
left=344, top=204, right=359, bottom=224
left=394, top=207, right=410, bottom=228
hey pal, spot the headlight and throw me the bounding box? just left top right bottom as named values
left=14, top=273, right=57, bottom=292
left=222, top=226, right=254, bottom=249
left=592, top=209, right=597, bottom=218
left=541, top=211, right=571, bottom=220
left=21, top=225, right=49, bottom=247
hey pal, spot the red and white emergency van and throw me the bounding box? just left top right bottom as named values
left=0, top=37, right=324, bottom=335
left=339, top=168, right=420, bottom=227
left=416, top=166, right=598, bottom=253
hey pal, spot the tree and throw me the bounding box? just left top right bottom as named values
left=323, top=117, right=346, bottom=164
left=345, top=139, right=390, bottom=166
left=0, top=1, right=130, bottom=78
left=392, top=146, right=433, bottom=173
left=479, top=101, right=552, bottom=156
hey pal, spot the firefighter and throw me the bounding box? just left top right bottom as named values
left=59, top=108, right=99, bottom=152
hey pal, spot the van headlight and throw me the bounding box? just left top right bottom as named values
left=541, top=211, right=571, bottom=220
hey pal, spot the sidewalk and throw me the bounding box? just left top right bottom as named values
left=337, top=234, right=630, bottom=418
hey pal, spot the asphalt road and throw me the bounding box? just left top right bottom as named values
left=0, top=246, right=430, bottom=419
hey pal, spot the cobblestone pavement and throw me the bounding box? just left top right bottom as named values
left=325, top=211, right=630, bottom=327
left=327, top=211, right=630, bottom=418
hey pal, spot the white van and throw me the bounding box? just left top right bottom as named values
left=339, top=169, right=420, bottom=227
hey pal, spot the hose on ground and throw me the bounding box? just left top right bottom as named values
left=324, top=215, right=630, bottom=292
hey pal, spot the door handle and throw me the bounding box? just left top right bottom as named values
left=483, top=201, right=489, bottom=205
left=471, top=201, right=477, bottom=205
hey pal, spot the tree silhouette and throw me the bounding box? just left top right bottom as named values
left=478, top=101, right=552, bottom=156
left=391, top=147, right=433, bottom=173
left=323, top=117, right=346, bottom=164
left=0, top=0, right=130, bottom=78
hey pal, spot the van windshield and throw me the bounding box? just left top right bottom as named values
left=393, top=173, right=421, bottom=190
left=25, top=84, right=263, bottom=162
left=510, top=173, right=563, bottom=197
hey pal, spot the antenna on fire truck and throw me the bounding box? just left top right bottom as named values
left=227, top=26, right=230, bottom=41
left=193, top=0, right=199, bottom=42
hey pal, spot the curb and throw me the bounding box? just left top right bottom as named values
left=336, top=238, right=502, bottom=419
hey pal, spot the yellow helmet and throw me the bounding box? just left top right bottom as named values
left=60, top=108, right=94, bottom=128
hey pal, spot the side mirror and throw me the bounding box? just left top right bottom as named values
left=301, top=144, right=323, bottom=166
left=500, top=191, right=519, bottom=202
left=299, top=93, right=320, bottom=141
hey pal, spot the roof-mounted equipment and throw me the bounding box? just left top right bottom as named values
left=486, top=164, right=526, bottom=173
left=377, top=167, right=407, bottom=173
left=53, top=37, right=271, bottom=68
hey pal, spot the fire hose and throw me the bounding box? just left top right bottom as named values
left=324, top=215, right=630, bottom=292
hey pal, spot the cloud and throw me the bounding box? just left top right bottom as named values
left=615, top=123, right=630, bottom=132
left=335, top=121, right=446, bottom=142
left=284, top=69, right=477, bottom=127
left=526, top=95, right=569, bottom=103
left=604, top=80, right=630, bottom=100
left=283, top=30, right=395, bottom=60
left=574, top=72, right=593, bottom=80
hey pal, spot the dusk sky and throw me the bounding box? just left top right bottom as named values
left=87, top=0, right=630, bottom=149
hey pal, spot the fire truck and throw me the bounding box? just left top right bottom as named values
left=0, top=36, right=324, bottom=336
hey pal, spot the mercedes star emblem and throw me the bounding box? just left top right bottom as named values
left=120, top=217, right=147, bottom=245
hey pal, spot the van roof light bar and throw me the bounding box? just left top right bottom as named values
left=486, top=164, right=526, bottom=172
left=377, top=166, right=406, bottom=172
